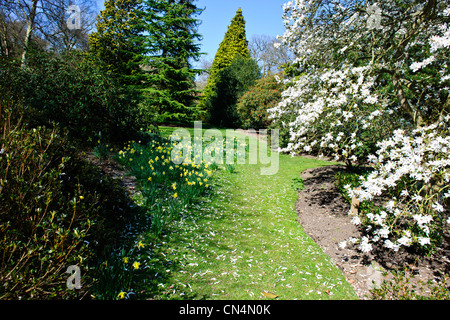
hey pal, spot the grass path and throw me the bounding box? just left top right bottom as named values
left=144, top=129, right=358, bottom=300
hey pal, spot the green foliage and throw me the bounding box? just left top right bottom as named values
left=93, top=141, right=110, bottom=160
left=198, top=8, right=250, bottom=117
left=0, top=124, right=142, bottom=299
left=236, top=75, right=283, bottom=129
left=14, top=50, right=140, bottom=144
left=370, top=267, right=450, bottom=300
left=334, top=169, right=372, bottom=203
left=208, top=7, right=249, bottom=71
left=208, top=55, right=261, bottom=127
left=117, top=137, right=214, bottom=238
left=225, top=164, right=236, bottom=173
left=89, top=0, right=144, bottom=87
left=291, top=177, right=305, bottom=191
left=140, top=0, right=203, bottom=124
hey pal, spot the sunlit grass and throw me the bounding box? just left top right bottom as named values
left=138, top=127, right=358, bottom=300
left=99, top=126, right=357, bottom=300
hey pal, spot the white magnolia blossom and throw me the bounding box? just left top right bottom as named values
left=359, top=236, right=373, bottom=253
left=275, top=0, right=450, bottom=252
left=272, top=1, right=449, bottom=166
left=349, top=122, right=450, bottom=251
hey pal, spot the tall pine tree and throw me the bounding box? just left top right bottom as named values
left=198, top=8, right=250, bottom=121
left=141, top=0, right=203, bottom=124
left=89, top=0, right=144, bottom=87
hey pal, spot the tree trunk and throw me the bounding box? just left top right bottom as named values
left=21, top=0, right=39, bottom=68
left=392, top=69, right=424, bottom=127
left=0, top=13, right=9, bottom=57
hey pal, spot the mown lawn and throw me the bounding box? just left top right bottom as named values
left=140, top=126, right=358, bottom=300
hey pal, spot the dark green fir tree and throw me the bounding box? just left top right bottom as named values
left=140, top=0, right=203, bottom=124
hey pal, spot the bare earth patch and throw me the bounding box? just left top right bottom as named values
left=296, top=165, right=450, bottom=299
left=85, top=151, right=139, bottom=198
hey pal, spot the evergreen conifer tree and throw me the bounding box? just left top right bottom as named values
left=141, top=0, right=203, bottom=124
left=89, top=0, right=144, bottom=87
left=198, top=8, right=250, bottom=121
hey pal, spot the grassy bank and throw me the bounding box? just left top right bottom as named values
left=119, top=126, right=358, bottom=300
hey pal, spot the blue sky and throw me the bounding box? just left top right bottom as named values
left=94, top=0, right=288, bottom=61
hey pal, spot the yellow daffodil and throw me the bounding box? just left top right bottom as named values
left=173, top=193, right=178, bottom=198
left=133, top=261, right=140, bottom=269
left=138, top=241, right=145, bottom=249
left=123, top=257, right=129, bottom=264
left=117, top=291, right=126, bottom=299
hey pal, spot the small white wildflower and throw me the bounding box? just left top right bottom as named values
left=386, top=200, right=395, bottom=210
left=384, top=240, right=400, bottom=251
left=351, top=216, right=361, bottom=225
left=432, top=202, right=444, bottom=213
left=377, top=227, right=390, bottom=238
left=418, top=237, right=431, bottom=246
left=359, top=236, right=373, bottom=253
left=398, top=236, right=412, bottom=247
left=413, top=214, right=433, bottom=227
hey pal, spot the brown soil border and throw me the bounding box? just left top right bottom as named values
left=296, top=165, right=450, bottom=299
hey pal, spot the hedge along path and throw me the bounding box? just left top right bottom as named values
left=153, top=128, right=358, bottom=300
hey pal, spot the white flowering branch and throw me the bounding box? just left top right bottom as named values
left=274, top=0, right=450, bottom=253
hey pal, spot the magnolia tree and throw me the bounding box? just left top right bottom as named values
left=271, top=0, right=450, bottom=253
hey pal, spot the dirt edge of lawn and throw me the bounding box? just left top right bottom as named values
left=296, top=165, right=450, bottom=299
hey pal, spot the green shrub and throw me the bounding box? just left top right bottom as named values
left=6, top=50, right=142, bottom=146
left=236, top=75, right=283, bottom=129
left=0, top=124, right=142, bottom=299
left=334, top=169, right=372, bottom=203
left=208, top=56, right=261, bottom=128
left=93, top=141, right=110, bottom=160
